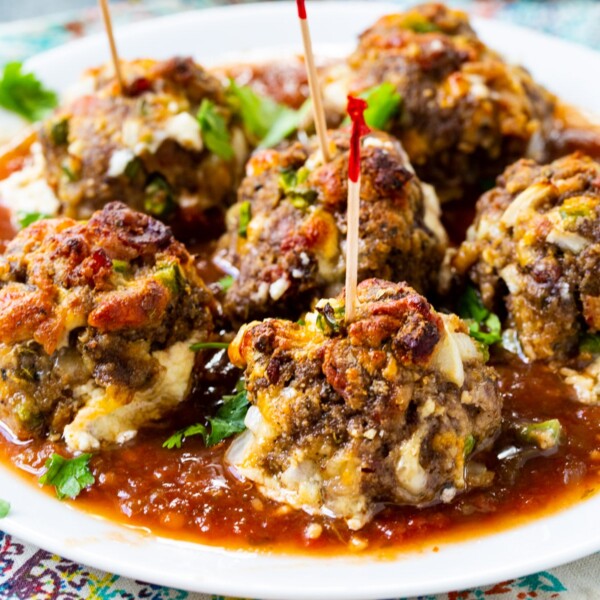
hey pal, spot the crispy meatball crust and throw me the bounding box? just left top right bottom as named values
left=218, top=129, right=447, bottom=325
left=226, top=278, right=501, bottom=529
left=323, top=3, right=556, bottom=201
left=0, top=202, right=214, bottom=444
left=40, top=58, right=247, bottom=233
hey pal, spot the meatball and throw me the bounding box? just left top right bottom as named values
left=452, top=153, right=600, bottom=403
left=322, top=3, right=556, bottom=201
left=217, top=129, right=447, bottom=325
left=0, top=202, right=215, bottom=450
left=39, top=57, right=248, bottom=233
left=226, top=278, right=501, bottom=530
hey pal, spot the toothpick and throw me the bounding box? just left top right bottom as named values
left=296, top=0, right=330, bottom=163
left=98, top=0, right=125, bottom=92
left=345, top=96, right=370, bottom=323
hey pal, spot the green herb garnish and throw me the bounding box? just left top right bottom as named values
left=464, top=435, right=476, bottom=457
left=163, top=380, right=249, bottom=449
left=144, top=175, right=175, bottom=217
left=227, top=81, right=308, bottom=148
left=162, top=423, right=207, bottom=450
left=16, top=211, right=51, bottom=230
left=39, top=453, right=95, bottom=500
left=581, top=333, right=600, bottom=354
left=516, top=419, right=562, bottom=451
left=205, top=380, right=250, bottom=446
left=458, top=286, right=502, bottom=346
left=0, top=499, right=10, bottom=518
left=238, top=200, right=252, bottom=238
left=260, top=99, right=311, bottom=149
left=218, top=275, right=234, bottom=291
left=124, top=157, right=143, bottom=180
left=278, top=166, right=317, bottom=210
left=50, top=118, right=69, bottom=146
left=401, top=15, right=441, bottom=33
left=316, top=303, right=345, bottom=335
left=0, top=62, right=58, bottom=122
left=112, top=259, right=129, bottom=274
left=360, top=82, right=402, bottom=131
left=197, top=99, right=234, bottom=160
left=154, top=263, right=183, bottom=294
left=61, top=164, right=78, bottom=182
left=189, top=342, right=229, bottom=351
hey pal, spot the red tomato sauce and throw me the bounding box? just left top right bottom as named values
left=0, top=102, right=599, bottom=556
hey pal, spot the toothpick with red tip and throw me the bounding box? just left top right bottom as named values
left=345, top=96, right=371, bottom=323
left=296, top=0, right=330, bottom=163
left=99, top=0, right=125, bottom=92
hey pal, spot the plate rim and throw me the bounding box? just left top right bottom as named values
left=2, top=2, right=600, bottom=598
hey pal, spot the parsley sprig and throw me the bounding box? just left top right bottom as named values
left=163, top=380, right=249, bottom=449
left=457, top=286, right=502, bottom=346
left=0, top=62, right=58, bottom=122
left=0, top=499, right=10, bottom=518
left=38, top=453, right=95, bottom=500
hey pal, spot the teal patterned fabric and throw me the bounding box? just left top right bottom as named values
left=0, top=1, right=599, bottom=599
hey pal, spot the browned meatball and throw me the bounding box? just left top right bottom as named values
left=217, top=129, right=447, bottom=325
left=451, top=153, right=600, bottom=403
left=0, top=202, right=215, bottom=450
left=226, top=278, right=502, bottom=530
left=322, top=3, right=556, bottom=201
left=39, top=58, right=248, bottom=235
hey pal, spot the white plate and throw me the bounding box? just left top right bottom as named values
left=2, top=3, right=600, bottom=598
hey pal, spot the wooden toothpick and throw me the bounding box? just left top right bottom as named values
left=345, top=96, right=370, bottom=323
left=296, top=0, right=330, bottom=163
left=98, top=0, right=125, bottom=92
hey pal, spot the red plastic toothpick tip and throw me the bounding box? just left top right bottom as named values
left=347, top=96, right=370, bottom=183
left=296, top=0, right=307, bottom=20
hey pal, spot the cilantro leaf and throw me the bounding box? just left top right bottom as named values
left=39, top=453, right=95, bottom=500
left=0, top=499, right=10, bottom=518
left=197, top=99, right=234, bottom=160
left=581, top=333, right=600, bottom=354
left=0, top=62, right=58, bottom=122
left=227, top=81, right=307, bottom=148
left=360, top=82, right=402, bottom=131
left=189, top=341, right=229, bottom=351
left=163, top=380, right=250, bottom=449
left=206, top=383, right=249, bottom=446
left=458, top=286, right=502, bottom=346
left=16, top=211, right=51, bottom=230
left=163, top=423, right=207, bottom=449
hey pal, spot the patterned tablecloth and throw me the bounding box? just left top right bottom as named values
left=1, top=1, right=600, bottom=599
